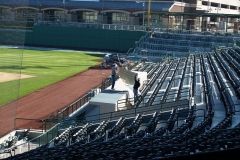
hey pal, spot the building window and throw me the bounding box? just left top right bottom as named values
left=210, top=17, right=217, bottom=22
left=83, top=12, right=97, bottom=23
left=211, top=2, right=219, bottom=8
left=202, top=1, right=208, bottom=6
left=221, top=4, right=228, bottom=9
left=15, top=8, right=38, bottom=21
left=112, top=12, right=129, bottom=24
left=230, top=6, right=237, bottom=10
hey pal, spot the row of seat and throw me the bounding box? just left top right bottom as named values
left=8, top=106, right=195, bottom=159
left=138, top=43, right=190, bottom=53
left=152, top=32, right=235, bottom=43
left=147, top=37, right=213, bottom=48
left=214, top=51, right=240, bottom=99
left=133, top=31, right=236, bottom=56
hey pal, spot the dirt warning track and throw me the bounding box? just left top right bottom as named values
left=0, top=69, right=110, bottom=137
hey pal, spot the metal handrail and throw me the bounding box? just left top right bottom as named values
left=37, top=21, right=147, bottom=31
left=43, top=77, right=111, bottom=126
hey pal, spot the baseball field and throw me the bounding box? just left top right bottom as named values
left=0, top=47, right=102, bottom=106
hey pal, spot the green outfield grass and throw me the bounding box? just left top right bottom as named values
left=0, top=48, right=102, bottom=106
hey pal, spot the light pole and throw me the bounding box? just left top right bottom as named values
left=143, top=1, right=145, bottom=26
left=63, top=0, right=65, bottom=22
left=147, top=0, right=152, bottom=30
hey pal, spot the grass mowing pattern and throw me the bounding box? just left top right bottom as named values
left=0, top=48, right=101, bottom=106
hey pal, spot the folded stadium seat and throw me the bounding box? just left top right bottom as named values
left=143, top=112, right=158, bottom=134
left=134, top=115, right=154, bottom=138
left=107, top=117, right=124, bottom=139
left=53, top=126, right=72, bottom=146
left=89, top=120, right=107, bottom=141
left=71, top=123, right=91, bottom=143
left=112, top=117, right=135, bottom=140
left=126, top=114, right=142, bottom=137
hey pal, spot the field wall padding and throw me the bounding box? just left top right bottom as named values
left=0, top=26, right=145, bottom=52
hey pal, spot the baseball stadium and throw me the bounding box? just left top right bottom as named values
left=0, top=0, right=240, bottom=159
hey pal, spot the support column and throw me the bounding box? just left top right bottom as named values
left=161, top=15, right=168, bottom=29
left=216, top=16, right=221, bottom=32
left=234, top=21, right=239, bottom=34
left=97, top=12, right=103, bottom=24
left=181, top=15, right=184, bottom=31
left=206, top=17, right=211, bottom=31
left=71, top=12, right=77, bottom=22
left=168, top=15, right=175, bottom=30
left=9, top=9, right=15, bottom=21
left=101, top=13, right=108, bottom=24
left=129, top=15, right=139, bottom=25
left=218, top=17, right=226, bottom=32
left=201, top=16, right=205, bottom=32
left=197, top=16, right=202, bottom=32
left=37, top=12, right=43, bottom=22
left=226, top=17, right=229, bottom=33
left=167, top=14, right=170, bottom=30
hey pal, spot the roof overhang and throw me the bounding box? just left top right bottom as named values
left=0, top=0, right=174, bottom=13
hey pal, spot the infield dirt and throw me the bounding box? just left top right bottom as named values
left=0, top=72, right=35, bottom=83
